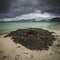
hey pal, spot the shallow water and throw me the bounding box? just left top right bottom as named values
left=0, top=22, right=60, bottom=34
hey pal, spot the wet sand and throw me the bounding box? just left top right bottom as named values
left=0, top=30, right=60, bottom=60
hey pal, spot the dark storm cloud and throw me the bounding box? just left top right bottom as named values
left=0, top=0, right=13, bottom=13
left=40, top=0, right=60, bottom=15
left=0, top=0, right=60, bottom=18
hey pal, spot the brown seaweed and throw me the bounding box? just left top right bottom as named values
left=4, top=28, right=56, bottom=50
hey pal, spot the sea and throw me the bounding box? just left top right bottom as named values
left=0, top=22, right=60, bottom=35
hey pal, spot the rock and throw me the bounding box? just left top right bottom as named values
left=3, top=56, right=7, bottom=59
left=50, top=53, right=52, bottom=55
left=17, top=46, right=21, bottom=48
left=0, top=51, right=3, bottom=53
left=4, top=28, right=56, bottom=50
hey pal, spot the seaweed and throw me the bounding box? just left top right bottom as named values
left=4, top=28, right=56, bottom=50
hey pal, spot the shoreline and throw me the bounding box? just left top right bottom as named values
left=0, top=30, right=60, bottom=60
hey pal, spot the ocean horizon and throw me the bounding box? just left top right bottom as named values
left=0, top=22, right=60, bottom=34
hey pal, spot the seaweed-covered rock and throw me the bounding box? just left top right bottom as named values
left=4, top=28, right=56, bottom=50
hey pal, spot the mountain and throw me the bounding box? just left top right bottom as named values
left=50, top=17, right=60, bottom=22
left=1, top=17, right=60, bottom=22
left=0, top=19, right=49, bottom=22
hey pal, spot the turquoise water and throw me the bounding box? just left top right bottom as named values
left=0, top=22, right=60, bottom=34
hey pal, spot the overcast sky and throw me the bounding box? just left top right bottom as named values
left=0, top=0, right=60, bottom=20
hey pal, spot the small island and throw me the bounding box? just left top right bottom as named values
left=50, top=17, right=60, bottom=22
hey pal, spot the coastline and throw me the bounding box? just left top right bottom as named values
left=0, top=30, right=60, bottom=60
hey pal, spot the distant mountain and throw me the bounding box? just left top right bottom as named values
left=50, top=17, right=60, bottom=22
left=0, top=19, right=33, bottom=22
left=1, top=17, right=60, bottom=22
left=0, top=19, right=49, bottom=22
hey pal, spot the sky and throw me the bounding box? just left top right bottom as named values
left=0, top=0, right=60, bottom=20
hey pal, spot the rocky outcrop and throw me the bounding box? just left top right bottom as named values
left=4, top=28, right=56, bottom=50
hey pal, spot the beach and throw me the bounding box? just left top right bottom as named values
left=0, top=30, right=60, bottom=60
left=0, top=0, right=60, bottom=60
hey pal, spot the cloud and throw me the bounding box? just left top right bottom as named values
left=0, top=0, right=13, bottom=13
left=0, top=0, right=60, bottom=18
left=19, top=13, right=50, bottom=20
left=0, top=12, right=52, bottom=21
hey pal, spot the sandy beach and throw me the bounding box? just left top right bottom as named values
left=0, top=30, right=60, bottom=60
